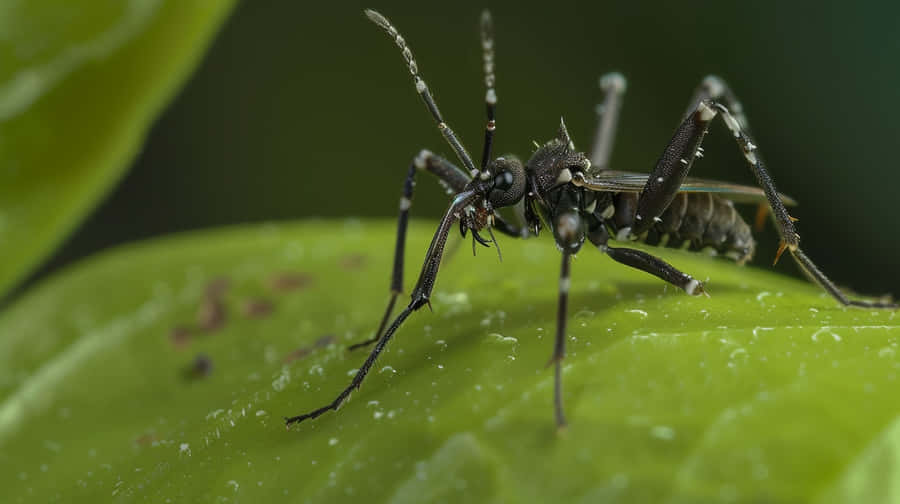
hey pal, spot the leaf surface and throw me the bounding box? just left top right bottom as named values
left=1, top=220, right=897, bottom=503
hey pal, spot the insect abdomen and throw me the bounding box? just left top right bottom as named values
left=610, top=192, right=755, bottom=262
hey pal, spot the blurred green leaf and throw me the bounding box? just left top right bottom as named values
left=0, top=220, right=898, bottom=503
left=0, top=0, right=236, bottom=299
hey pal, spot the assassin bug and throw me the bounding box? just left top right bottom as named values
left=285, top=9, right=897, bottom=430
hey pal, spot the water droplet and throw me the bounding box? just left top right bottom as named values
left=328, top=437, right=339, bottom=446
left=380, top=366, right=396, bottom=374
left=650, top=425, right=675, bottom=441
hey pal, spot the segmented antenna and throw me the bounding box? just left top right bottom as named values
left=480, top=9, right=497, bottom=171
left=364, top=10, right=479, bottom=177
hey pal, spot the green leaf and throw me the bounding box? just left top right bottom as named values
left=0, top=0, right=236, bottom=298
left=1, top=220, right=898, bottom=502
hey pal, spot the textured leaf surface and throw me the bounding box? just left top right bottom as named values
left=0, top=0, right=236, bottom=298
left=0, top=220, right=898, bottom=503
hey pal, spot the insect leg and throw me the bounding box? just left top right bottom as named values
left=629, top=101, right=716, bottom=237
left=588, top=225, right=705, bottom=295
left=590, top=72, right=627, bottom=171
left=479, top=9, right=497, bottom=170
left=286, top=191, right=481, bottom=427
left=684, top=76, right=750, bottom=131
left=366, top=10, right=480, bottom=178
left=707, top=102, right=897, bottom=308
left=550, top=251, right=573, bottom=429
left=634, top=97, right=895, bottom=308
left=349, top=150, right=470, bottom=351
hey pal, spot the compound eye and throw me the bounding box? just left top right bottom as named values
left=494, top=170, right=514, bottom=191
left=487, top=157, right=526, bottom=208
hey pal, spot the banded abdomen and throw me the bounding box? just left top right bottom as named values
left=608, top=191, right=755, bottom=263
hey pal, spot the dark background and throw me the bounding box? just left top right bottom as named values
left=32, top=1, right=900, bottom=296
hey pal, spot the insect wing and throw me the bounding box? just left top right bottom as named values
left=575, top=170, right=797, bottom=206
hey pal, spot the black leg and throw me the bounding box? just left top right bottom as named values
left=286, top=191, right=482, bottom=428
left=349, top=151, right=471, bottom=351
left=607, top=246, right=705, bottom=296
left=590, top=72, right=627, bottom=171
left=550, top=252, right=572, bottom=429
left=633, top=97, right=896, bottom=308
left=588, top=224, right=704, bottom=295
left=479, top=10, right=497, bottom=171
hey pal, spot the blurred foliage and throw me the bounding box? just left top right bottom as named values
left=1, top=221, right=898, bottom=502
left=42, top=0, right=900, bottom=296
left=0, top=0, right=235, bottom=299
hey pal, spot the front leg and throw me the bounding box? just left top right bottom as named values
left=285, top=191, right=482, bottom=427
left=349, top=150, right=470, bottom=351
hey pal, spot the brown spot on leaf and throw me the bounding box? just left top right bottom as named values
left=205, top=277, right=230, bottom=298
left=169, top=326, right=194, bottom=348
left=134, top=432, right=158, bottom=446
left=283, top=334, right=336, bottom=363
left=242, top=298, right=274, bottom=318
left=339, top=253, right=367, bottom=270
left=269, top=272, right=314, bottom=292
left=197, top=297, right=226, bottom=331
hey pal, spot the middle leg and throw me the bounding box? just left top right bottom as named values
left=588, top=222, right=706, bottom=296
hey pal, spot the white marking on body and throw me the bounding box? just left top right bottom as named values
left=615, top=227, right=632, bottom=241
left=415, top=78, right=427, bottom=94
left=585, top=200, right=597, bottom=214
left=480, top=170, right=491, bottom=180
left=560, top=277, right=571, bottom=293
left=653, top=217, right=663, bottom=223
left=556, top=168, right=572, bottom=185
left=601, top=204, right=615, bottom=219
left=584, top=159, right=591, bottom=171
left=685, top=279, right=701, bottom=296
left=702, top=75, right=724, bottom=98
left=486, top=88, right=497, bottom=105
left=697, top=101, right=716, bottom=121
left=722, top=112, right=741, bottom=136
left=600, top=72, right=627, bottom=93
left=680, top=158, right=689, bottom=166
left=414, top=149, right=430, bottom=169
left=656, top=176, right=664, bottom=183
left=744, top=151, right=759, bottom=164
left=399, top=197, right=411, bottom=210
left=635, top=214, right=643, bottom=220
